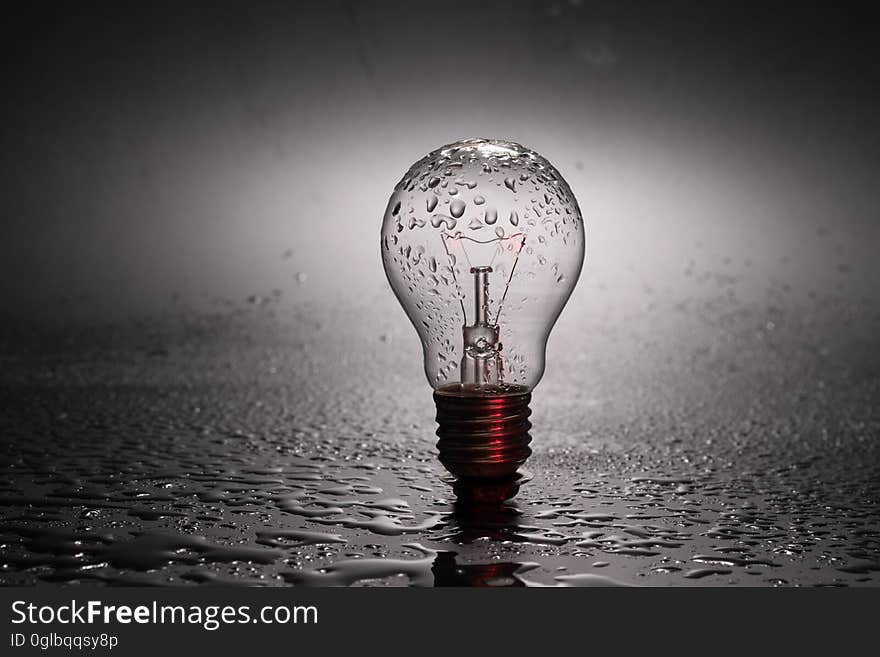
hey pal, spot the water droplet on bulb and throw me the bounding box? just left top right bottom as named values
left=450, top=200, right=466, bottom=219
left=431, top=215, right=457, bottom=230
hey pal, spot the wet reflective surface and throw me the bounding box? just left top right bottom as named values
left=1, top=299, right=878, bottom=587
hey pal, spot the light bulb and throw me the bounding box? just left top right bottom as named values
left=381, top=138, right=584, bottom=487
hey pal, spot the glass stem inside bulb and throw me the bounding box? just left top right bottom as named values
left=461, top=266, right=502, bottom=386
left=473, top=266, right=490, bottom=326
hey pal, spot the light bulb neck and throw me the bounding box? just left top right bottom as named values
left=433, top=385, right=532, bottom=481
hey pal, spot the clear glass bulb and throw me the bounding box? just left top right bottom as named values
left=381, top=138, right=584, bottom=484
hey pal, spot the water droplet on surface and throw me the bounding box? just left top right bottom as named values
left=684, top=568, right=733, bottom=580
left=450, top=199, right=466, bottom=219
left=553, top=573, right=636, bottom=587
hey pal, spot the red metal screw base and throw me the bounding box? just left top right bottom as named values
left=433, top=385, right=532, bottom=483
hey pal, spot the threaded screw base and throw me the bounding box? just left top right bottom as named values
left=434, top=386, right=532, bottom=481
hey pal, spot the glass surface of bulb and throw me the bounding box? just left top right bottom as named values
left=381, top=138, right=584, bottom=395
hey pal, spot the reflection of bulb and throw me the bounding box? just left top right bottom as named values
left=381, top=139, right=585, bottom=485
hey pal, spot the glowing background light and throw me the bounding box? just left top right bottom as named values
left=1, top=1, right=877, bottom=364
